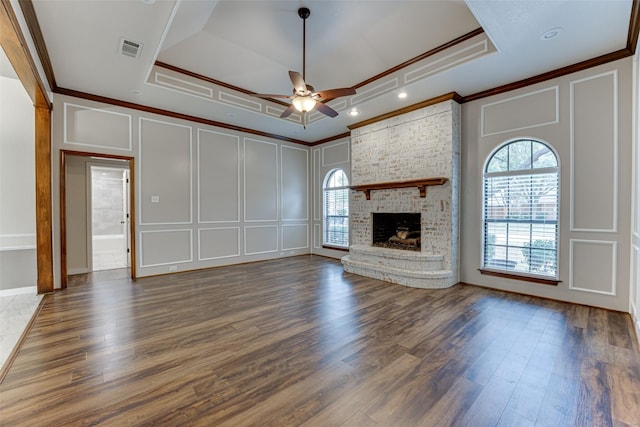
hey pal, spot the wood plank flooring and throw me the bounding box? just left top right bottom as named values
left=1, top=255, right=639, bottom=426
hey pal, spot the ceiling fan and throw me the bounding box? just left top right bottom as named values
left=251, top=7, right=356, bottom=120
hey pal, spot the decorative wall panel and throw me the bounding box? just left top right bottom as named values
left=322, top=141, right=350, bottom=166
left=282, top=224, right=308, bottom=250
left=140, top=118, right=192, bottom=224
left=64, top=103, right=131, bottom=151
left=570, top=71, right=617, bottom=232
left=198, top=130, right=240, bottom=223
left=569, top=239, right=617, bottom=295
left=199, top=227, right=240, bottom=260
left=244, top=225, right=278, bottom=255
left=244, top=139, right=278, bottom=222
left=140, top=229, right=192, bottom=267
left=314, top=224, right=321, bottom=249
left=281, top=146, right=308, bottom=221
left=481, top=87, right=559, bottom=136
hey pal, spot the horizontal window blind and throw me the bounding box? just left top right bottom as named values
left=483, top=140, right=559, bottom=278
left=324, top=169, right=349, bottom=248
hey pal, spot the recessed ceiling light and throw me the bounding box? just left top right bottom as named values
left=131, top=89, right=142, bottom=95
left=398, top=91, right=408, bottom=99
left=540, top=27, right=563, bottom=41
left=349, top=109, right=359, bottom=117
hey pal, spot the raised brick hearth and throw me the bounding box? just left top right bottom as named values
left=342, top=98, right=460, bottom=288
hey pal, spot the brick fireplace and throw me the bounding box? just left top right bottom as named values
left=341, top=96, right=460, bottom=288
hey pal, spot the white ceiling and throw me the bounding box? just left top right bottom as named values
left=30, top=0, right=633, bottom=143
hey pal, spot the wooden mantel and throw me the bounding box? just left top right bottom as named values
left=351, top=177, right=448, bottom=200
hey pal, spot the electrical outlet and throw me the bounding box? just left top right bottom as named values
left=169, top=265, right=177, bottom=271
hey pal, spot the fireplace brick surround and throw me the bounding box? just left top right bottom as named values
left=342, top=98, right=460, bottom=288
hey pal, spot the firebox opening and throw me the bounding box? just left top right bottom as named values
left=372, top=213, right=421, bottom=251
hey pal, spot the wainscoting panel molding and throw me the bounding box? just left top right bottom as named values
left=64, top=103, right=132, bottom=151
left=569, top=239, right=617, bottom=296
left=139, top=118, right=193, bottom=225
left=244, top=225, right=278, bottom=255
left=480, top=86, right=559, bottom=137
left=281, top=145, right=309, bottom=221
left=244, top=139, right=278, bottom=223
left=570, top=70, right=618, bottom=233
left=198, top=227, right=240, bottom=261
left=139, top=229, right=193, bottom=267
left=197, top=129, right=240, bottom=224
left=282, top=224, right=309, bottom=251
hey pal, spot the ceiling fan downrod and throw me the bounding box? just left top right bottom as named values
left=298, top=7, right=310, bottom=82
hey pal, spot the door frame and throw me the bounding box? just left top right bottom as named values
left=60, top=149, right=136, bottom=288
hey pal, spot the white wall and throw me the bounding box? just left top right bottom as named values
left=0, top=75, right=37, bottom=291
left=311, top=137, right=351, bottom=259
left=461, top=58, right=633, bottom=312
left=631, top=42, right=640, bottom=339
left=51, top=94, right=310, bottom=286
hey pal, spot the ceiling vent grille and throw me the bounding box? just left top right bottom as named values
left=119, top=38, right=142, bottom=59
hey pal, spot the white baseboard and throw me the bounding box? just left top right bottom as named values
left=0, top=286, right=37, bottom=297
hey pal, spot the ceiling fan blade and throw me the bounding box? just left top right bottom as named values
left=314, top=102, right=339, bottom=118
left=315, top=87, right=356, bottom=100
left=250, top=93, right=293, bottom=99
left=280, top=104, right=297, bottom=118
left=289, top=71, right=307, bottom=93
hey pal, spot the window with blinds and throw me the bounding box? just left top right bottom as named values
left=323, top=169, right=349, bottom=248
left=483, top=139, right=559, bottom=278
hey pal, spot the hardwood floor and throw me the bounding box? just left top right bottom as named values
left=1, top=255, right=639, bottom=426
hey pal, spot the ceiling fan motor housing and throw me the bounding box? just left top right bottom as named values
left=298, top=7, right=310, bottom=20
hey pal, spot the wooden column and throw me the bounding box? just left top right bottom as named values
left=35, top=92, right=53, bottom=294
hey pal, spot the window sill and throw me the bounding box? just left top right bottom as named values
left=478, top=268, right=560, bottom=286
left=322, top=245, right=349, bottom=252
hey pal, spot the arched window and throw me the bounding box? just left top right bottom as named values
left=323, top=169, right=349, bottom=248
left=483, top=139, right=559, bottom=278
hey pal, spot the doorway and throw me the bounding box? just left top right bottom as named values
left=90, top=165, right=130, bottom=271
left=60, top=150, right=136, bottom=288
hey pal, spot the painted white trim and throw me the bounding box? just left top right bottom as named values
left=569, top=70, right=618, bottom=233
left=196, top=129, right=241, bottom=224
left=243, top=225, right=278, bottom=255
left=313, top=149, right=321, bottom=222
left=63, top=102, right=133, bottom=152
left=243, top=138, right=279, bottom=223
left=480, top=86, right=559, bottom=137
left=406, top=39, right=490, bottom=84
left=569, top=239, right=617, bottom=296
left=0, top=286, right=37, bottom=297
left=138, top=117, right=194, bottom=226
left=139, top=229, right=193, bottom=267
left=146, top=67, right=304, bottom=126
left=281, top=145, right=309, bottom=222
left=197, top=227, right=241, bottom=261
left=313, top=224, right=321, bottom=249
left=351, top=78, right=399, bottom=105
left=281, top=224, right=309, bottom=251
left=154, top=71, right=214, bottom=98
left=0, top=233, right=36, bottom=250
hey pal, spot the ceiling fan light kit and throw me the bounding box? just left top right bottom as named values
left=292, top=95, right=316, bottom=113
left=251, top=7, right=356, bottom=124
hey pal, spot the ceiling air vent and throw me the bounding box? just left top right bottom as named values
left=119, top=38, right=142, bottom=59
